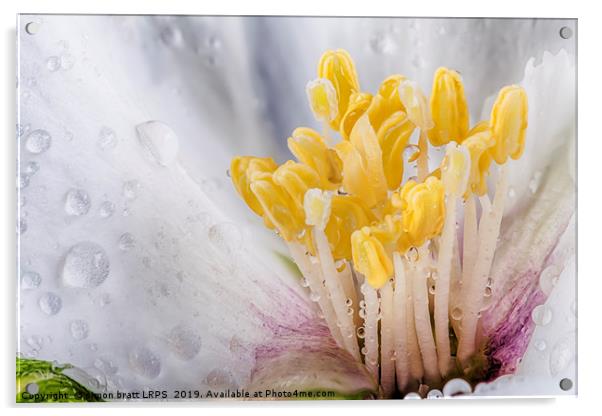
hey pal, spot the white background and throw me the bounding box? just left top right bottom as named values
left=1, top=0, right=599, bottom=415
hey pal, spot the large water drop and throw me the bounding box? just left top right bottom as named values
left=64, top=188, right=91, bottom=216
left=136, top=121, right=179, bottom=166
left=39, top=292, right=62, bottom=315
left=21, top=270, right=41, bottom=289
left=70, top=319, right=90, bottom=340
left=129, top=346, right=161, bottom=379
left=61, top=242, right=110, bottom=288
left=25, top=129, right=52, bottom=154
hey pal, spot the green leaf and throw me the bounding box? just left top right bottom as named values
left=16, top=357, right=104, bottom=403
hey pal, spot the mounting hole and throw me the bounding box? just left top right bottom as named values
left=25, top=22, right=40, bottom=35
left=559, top=378, right=573, bottom=391
left=25, top=382, right=39, bottom=394
left=559, top=26, right=573, bottom=40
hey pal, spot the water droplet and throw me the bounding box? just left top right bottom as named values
left=559, top=26, right=573, bottom=40
left=205, top=369, right=234, bottom=389
left=38, top=292, right=62, bottom=315
left=429, top=284, right=436, bottom=295
left=135, top=121, right=179, bottom=166
left=357, top=326, right=366, bottom=339
left=122, top=180, right=141, bottom=200
left=25, top=22, right=40, bottom=35
left=442, top=378, right=472, bottom=397
left=160, top=27, right=183, bottom=47
left=345, top=298, right=353, bottom=307
left=539, top=265, right=562, bottom=296
left=531, top=304, right=552, bottom=326
left=61, top=241, right=110, bottom=288
left=451, top=307, right=463, bottom=320
left=559, top=378, right=573, bottom=391
left=404, top=392, right=422, bottom=399
left=25, top=382, right=39, bottom=394
left=21, top=270, right=41, bottom=289
left=359, top=300, right=366, bottom=309
left=529, top=171, right=542, bottom=194
left=98, top=126, right=117, bottom=150
left=64, top=188, right=91, bottom=216
left=94, top=357, right=118, bottom=375
left=359, top=308, right=366, bottom=319
left=99, top=293, right=111, bottom=307
left=346, top=307, right=354, bottom=316
left=361, top=346, right=367, bottom=355
left=60, top=54, right=75, bottom=70
left=25, top=161, right=40, bottom=175
left=25, top=129, right=52, bottom=154
left=99, top=201, right=115, bottom=218
left=46, top=56, right=60, bottom=72
left=427, top=389, right=443, bottom=398
left=17, top=173, right=30, bottom=189
left=405, top=246, right=419, bottom=263
left=129, top=346, right=161, bottom=379
left=309, top=291, right=320, bottom=302
left=484, top=286, right=492, bottom=297
left=17, top=218, right=28, bottom=234
left=507, top=187, right=516, bottom=198
left=208, top=222, right=243, bottom=256
left=118, top=232, right=135, bottom=251
left=550, top=337, right=573, bottom=375
left=167, top=324, right=201, bottom=361
left=534, top=339, right=547, bottom=351
left=369, top=32, right=397, bottom=55
left=70, top=319, right=89, bottom=340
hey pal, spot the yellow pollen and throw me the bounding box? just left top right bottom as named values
left=377, top=110, right=416, bottom=190
left=463, top=126, right=495, bottom=197
left=489, top=85, right=528, bottom=164
left=272, top=160, right=321, bottom=210
left=441, top=142, right=470, bottom=198
left=324, top=195, right=375, bottom=260
left=428, top=67, right=469, bottom=146
left=304, top=188, right=333, bottom=231
left=230, top=156, right=278, bottom=217
left=351, top=227, right=393, bottom=289
left=306, top=78, right=339, bottom=123
left=398, top=79, right=433, bottom=131
left=339, top=92, right=373, bottom=140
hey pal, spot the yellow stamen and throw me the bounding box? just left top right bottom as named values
left=306, top=78, right=339, bottom=123
left=273, top=160, right=321, bottom=210
left=428, top=67, right=469, bottom=146
left=318, top=49, right=361, bottom=131
left=463, top=127, right=495, bottom=197
left=335, top=115, right=388, bottom=208
left=489, top=85, right=528, bottom=164
left=324, top=195, right=375, bottom=260
left=398, top=79, right=433, bottom=131
left=441, top=142, right=470, bottom=198
left=377, top=111, right=416, bottom=190
left=351, top=227, right=393, bottom=289
left=230, top=156, right=278, bottom=217
left=339, top=92, right=373, bottom=140
left=288, top=127, right=342, bottom=190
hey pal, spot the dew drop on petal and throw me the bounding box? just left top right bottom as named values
left=160, top=27, right=183, bottom=47
left=405, top=246, right=419, bottom=263
left=129, top=346, right=161, bottom=379
left=46, top=56, right=60, bottom=72
left=118, top=232, right=135, bottom=251
left=94, top=357, right=118, bottom=375
left=135, top=121, right=179, bottom=166
left=97, top=126, right=117, bottom=150
left=539, top=265, right=562, bottom=296
left=17, top=173, right=30, bottom=189
left=356, top=326, right=366, bottom=339
left=484, top=286, right=492, bottom=297
left=442, top=378, right=472, bottom=397
left=531, top=304, right=553, bottom=326
left=404, top=392, right=422, bottom=399
left=309, top=291, right=320, bottom=302
left=25, top=129, right=52, bottom=154
left=507, top=187, right=516, bottom=198
left=99, top=201, right=115, bottom=218
left=123, top=180, right=141, bottom=200
left=25, top=21, right=40, bottom=35
left=451, top=307, right=463, bottom=320
left=64, top=188, right=91, bottom=216
left=61, top=242, right=110, bottom=288
left=427, top=389, right=443, bottom=398
left=534, top=339, right=547, bottom=351
left=208, top=222, right=243, bottom=256
left=21, top=270, right=41, bottom=289
left=25, top=161, right=40, bottom=175
left=39, top=292, right=62, bottom=315
left=60, top=54, right=75, bottom=70
left=346, top=307, right=354, bottom=316
left=70, top=319, right=89, bottom=340
left=529, top=171, right=542, bottom=194
left=550, top=337, right=574, bottom=376
left=166, top=324, right=201, bottom=361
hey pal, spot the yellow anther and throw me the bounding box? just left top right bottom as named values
left=334, top=115, right=388, bottom=208
left=396, top=176, right=446, bottom=253
left=370, top=214, right=404, bottom=245
left=318, top=49, right=361, bottom=130
left=462, top=128, right=495, bottom=197
left=250, top=176, right=305, bottom=241
left=324, top=195, right=375, bottom=260
left=377, top=111, right=416, bottom=190
left=428, top=67, right=469, bottom=146
left=288, top=127, right=342, bottom=190
left=339, top=92, right=373, bottom=141
left=489, top=85, right=528, bottom=164
left=304, top=188, right=332, bottom=231
left=306, top=78, right=339, bottom=123
left=230, top=156, right=278, bottom=217
left=273, top=160, right=321, bottom=209
left=398, top=79, right=433, bottom=131
left=366, top=75, right=408, bottom=132
left=441, top=142, right=470, bottom=197
left=351, top=227, right=393, bottom=289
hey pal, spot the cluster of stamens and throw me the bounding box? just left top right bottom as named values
left=231, top=49, right=528, bottom=396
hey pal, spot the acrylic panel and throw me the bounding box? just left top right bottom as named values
left=16, top=15, right=577, bottom=402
